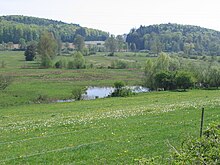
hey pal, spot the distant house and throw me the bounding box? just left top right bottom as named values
left=13, top=44, right=20, bottom=49
left=62, top=41, right=105, bottom=50
left=85, top=41, right=105, bottom=48
left=62, top=43, right=75, bottom=49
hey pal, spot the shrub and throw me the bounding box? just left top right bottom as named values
left=40, top=56, right=53, bottom=68
left=170, top=123, right=220, bottom=164
left=54, top=59, right=67, bottom=69
left=155, top=71, right=175, bottom=90
left=67, top=60, right=75, bottom=69
left=175, top=71, right=195, bottom=90
left=24, top=43, right=37, bottom=61
left=55, top=60, right=62, bottom=68
left=34, top=94, right=49, bottom=103
left=67, top=52, right=86, bottom=69
left=110, top=60, right=129, bottom=69
left=72, top=87, right=86, bottom=101
left=73, top=52, right=86, bottom=69
left=82, top=47, right=89, bottom=56
left=111, top=81, right=133, bottom=97
left=114, top=81, right=125, bottom=89
left=108, top=52, right=114, bottom=56
left=0, top=75, right=12, bottom=90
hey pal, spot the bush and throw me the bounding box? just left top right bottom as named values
left=55, top=60, right=62, bottom=68
left=175, top=71, right=195, bottom=90
left=34, top=94, right=49, bottom=103
left=108, top=52, right=114, bottom=56
left=24, top=43, right=37, bottom=61
left=73, top=52, right=86, bottom=69
left=155, top=71, right=175, bottom=90
left=110, top=60, right=129, bottom=69
left=114, top=81, right=125, bottom=89
left=0, top=75, right=12, bottom=90
left=111, top=81, right=133, bottom=97
left=54, top=59, right=67, bottom=69
left=40, top=57, right=53, bottom=68
left=72, top=87, right=86, bottom=101
left=67, top=52, right=86, bottom=69
left=170, top=123, right=220, bottom=164
left=67, top=60, right=75, bottom=69
left=82, top=47, right=89, bottom=56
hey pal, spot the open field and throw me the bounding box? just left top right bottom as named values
left=0, top=51, right=144, bottom=107
left=0, top=90, right=220, bottom=164
left=0, top=51, right=220, bottom=164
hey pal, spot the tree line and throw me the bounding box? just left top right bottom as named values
left=0, top=15, right=108, bottom=44
left=143, top=53, right=220, bottom=91
left=126, top=23, right=220, bottom=55
left=2, top=16, right=220, bottom=56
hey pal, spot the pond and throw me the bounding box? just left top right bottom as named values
left=56, top=86, right=149, bottom=102
left=82, top=86, right=115, bottom=100
left=82, top=86, right=149, bottom=100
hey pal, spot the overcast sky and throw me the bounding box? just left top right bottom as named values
left=0, top=0, right=219, bottom=35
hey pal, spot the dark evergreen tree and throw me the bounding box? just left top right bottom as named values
left=24, top=42, right=37, bottom=61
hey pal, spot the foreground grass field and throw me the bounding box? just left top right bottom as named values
left=0, top=90, right=220, bottom=164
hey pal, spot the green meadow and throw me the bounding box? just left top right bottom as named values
left=0, top=51, right=220, bottom=164
left=0, top=51, right=142, bottom=107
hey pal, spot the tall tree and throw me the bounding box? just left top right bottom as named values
left=116, top=35, right=125, bottom=52
left=155, top=53, right=170, bottom=72
left=38, top=31, right=58, bottom=67
left=74, top=34, right=85, bottom=52
left=130, top=43, right=137, bottom=52
left=149, top=33, right=162, bottom=55
left=208, top=67, right=220, bottom=88
left=105, top=35, right=117, bottom=53
left=143, top=59, right=155, bottom=89
left=19, top=38, right=26, bottom=49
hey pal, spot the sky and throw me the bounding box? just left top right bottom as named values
left=0, top=0, right=220, bottom=35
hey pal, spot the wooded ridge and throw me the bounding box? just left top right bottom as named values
left=126, top=23, right=220, bottom=55
left=0, top=15, right=109, bottom=43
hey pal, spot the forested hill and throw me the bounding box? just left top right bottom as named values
left=0, top=15, right=109, bottom=44
left=126, top=23, right=220, bottom=55
left=1, top=15, right=75, bottom=26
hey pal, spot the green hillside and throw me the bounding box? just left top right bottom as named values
left=0, top=15, right=109, bottom=43
left=126, top=23, right=220, bottom=55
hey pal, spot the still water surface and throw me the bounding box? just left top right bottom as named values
left=57, top=86, right=148, bottom=102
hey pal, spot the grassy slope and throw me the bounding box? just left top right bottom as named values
left=0, top=90, right=220, bottom=164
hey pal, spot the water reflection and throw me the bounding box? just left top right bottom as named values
left=82, top=86, right=148, bottom=100
left=82, top=86, right=114, bottom=100
left=56, top=86, right=149, bottom=102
